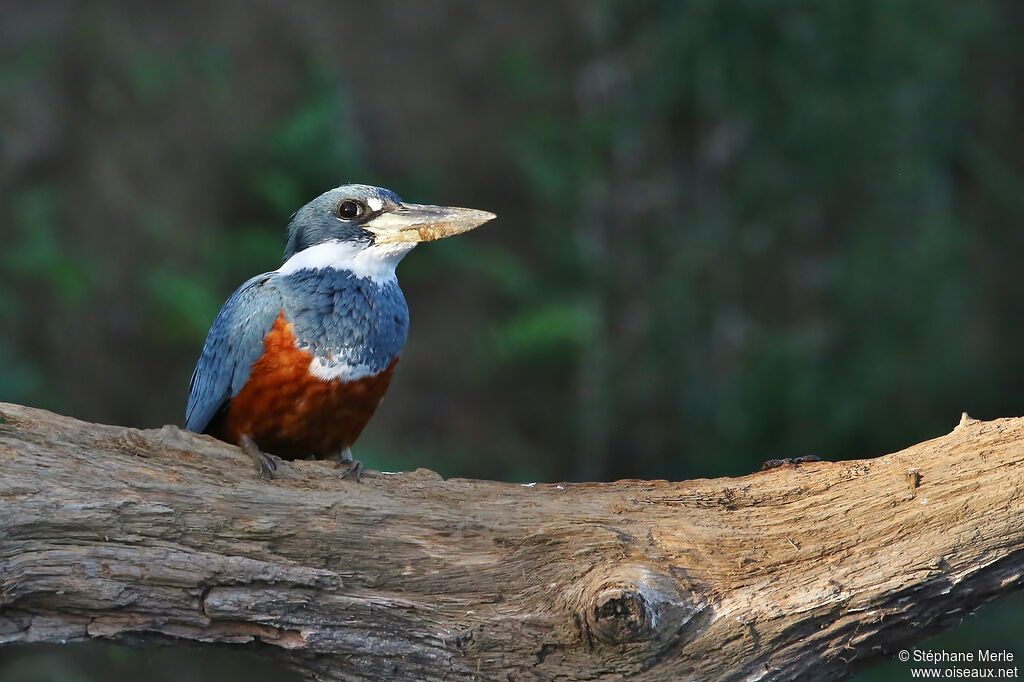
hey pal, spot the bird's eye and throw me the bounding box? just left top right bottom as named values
left=337, top=200, right=363, bottom=220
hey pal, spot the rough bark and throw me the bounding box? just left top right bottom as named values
left=0, top=403, right=1022, bottom=681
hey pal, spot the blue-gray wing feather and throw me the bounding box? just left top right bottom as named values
left=185, top=274, right=286, bottom=433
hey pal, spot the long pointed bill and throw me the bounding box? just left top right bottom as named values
left=364, top=203, right=496, bottom=244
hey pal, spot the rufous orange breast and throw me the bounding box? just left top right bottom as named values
left=205, top=312, right=398, bottom=460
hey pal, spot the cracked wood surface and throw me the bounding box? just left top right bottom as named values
left=0, top=403, right=1022, bottom=681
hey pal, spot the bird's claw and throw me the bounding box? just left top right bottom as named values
left=254, top=453, right=278, bottom=480
left=240, top=435, right=278, bottom=480
left=760, top=454, right=822, bottom=471
left=335, top=458, right=363, bottom=482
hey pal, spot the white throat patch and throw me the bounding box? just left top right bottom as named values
left=277, top=240, right=415, bottom=283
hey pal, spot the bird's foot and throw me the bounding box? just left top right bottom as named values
left=240, top=435, right=278, bottom=480
left=760, top=455, right=822, bottom=471
left=332, top=447, right=363, bottom=482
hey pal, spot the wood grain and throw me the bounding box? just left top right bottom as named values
left=0, top=404, right=1021, bottom=681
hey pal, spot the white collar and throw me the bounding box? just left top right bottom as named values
left=277, top=240, right=415, bottom=284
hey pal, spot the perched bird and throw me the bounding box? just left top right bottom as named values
left=185, top=184, right=494, bottom=479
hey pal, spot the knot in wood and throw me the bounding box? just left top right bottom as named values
left=592, top=586, right=654, bottom=643
left=578, top=565, right=693, bottom=646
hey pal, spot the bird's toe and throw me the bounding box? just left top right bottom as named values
left=335, top=458, right=363, bottom=483
left=240, top=435, right=279, bottom=480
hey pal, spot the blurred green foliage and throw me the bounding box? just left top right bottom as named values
left=3, top=0, right=1024, bottom=679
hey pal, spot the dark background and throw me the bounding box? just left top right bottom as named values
left=2, top=1, right=1023, bottom=680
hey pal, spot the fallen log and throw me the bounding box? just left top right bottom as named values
left=0, top=404, right=1021, bottom=680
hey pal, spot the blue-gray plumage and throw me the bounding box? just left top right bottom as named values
left=185, top=274, right=284, bottom=434
left=184, top=270, right=409, bottom=434
left=184, top=183, right=494, bottom=479
left=283, top=186, right=402, bottom=258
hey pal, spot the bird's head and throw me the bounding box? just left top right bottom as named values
left=280, top=184, right=495, bottom=280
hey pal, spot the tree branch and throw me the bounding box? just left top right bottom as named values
left=1, top=404, right=1022, bottom=680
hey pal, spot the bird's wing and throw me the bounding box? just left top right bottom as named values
left=185, top=273, right=287, bottom=433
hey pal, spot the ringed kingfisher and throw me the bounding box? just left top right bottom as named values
left=184, top=184, right=495, bottom=479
